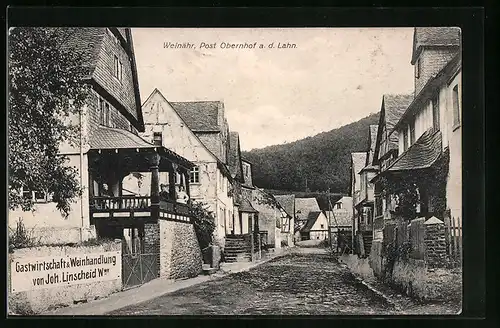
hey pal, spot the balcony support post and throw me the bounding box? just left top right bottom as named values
left=168, top=163, right=176, bottom=201
left=147, top=153, right=161, bottom=221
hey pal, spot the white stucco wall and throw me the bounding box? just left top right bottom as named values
left=9, top=107, right=94, bottom=245
left=139, top=90, right=234, bottom=247
left=444, top=70, right=462, bottom=220
left=396, top=67, right=461, bottom=221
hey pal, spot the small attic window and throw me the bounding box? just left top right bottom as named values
left=415, top=58, right=421, bottom=79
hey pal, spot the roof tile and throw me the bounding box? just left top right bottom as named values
left=274, top=194, right=295, bottom=218
left=170, top=101, right=221, bottom=132
left=387, top=128, right=442, bottom=171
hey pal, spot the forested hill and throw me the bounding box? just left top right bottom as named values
left=242, top=113, right=380, bottom=194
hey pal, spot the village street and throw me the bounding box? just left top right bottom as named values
left=107, top=249, right=395, bottom=316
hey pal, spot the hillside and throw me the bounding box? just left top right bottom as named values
left=242, top=112, right=380, bottom=194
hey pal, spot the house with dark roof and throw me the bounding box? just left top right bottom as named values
left=294, top=197, right=322, bottom=242
left=300, top=211, right=329, bottom=241
left=10, top=28, right=201, bottom=287
left=250, top=188, right=289, bottom=249
left=374, top=27, right=462, bottom=225
left=137, top=89, right=235, bottom=252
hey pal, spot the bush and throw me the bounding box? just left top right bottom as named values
left=190, top=201, right=216, bottom=250
left=281, top=240, right=288, bottom=247
left=8, top=218, right=40, bottom=252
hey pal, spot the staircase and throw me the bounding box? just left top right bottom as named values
left=362, top=231, right=373, bottom=256
left=224, top=235, right=252, bottom=263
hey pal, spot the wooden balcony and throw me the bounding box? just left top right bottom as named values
left=90, top=196, right=191, bottom=225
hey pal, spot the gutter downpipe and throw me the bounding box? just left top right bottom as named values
left=79, top=109, right=85, bottom=242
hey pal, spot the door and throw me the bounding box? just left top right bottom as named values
left=121, top=225, right=159, bottom=289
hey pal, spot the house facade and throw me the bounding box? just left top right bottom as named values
left=371, top=94, right=414, bottom=240
left=132, top=89, right=234, bottom=250
left=327, top=196, right=353, bottom=231
left=301, top=211, right=329, bottom=241
left=10, top=28, right=155, bottom=244
left=380, top=27, right=461, bottom=223
left=349, top=152, right=367, bottom=241
left=294, top=197, right=322, bottom=242
left=10, top=28, right=202, bottom=286
left=251, top=188, right=284, bottom=249
left=238, top=159, right=259, bottom=235
left=227, top=132, right=246, bottom=235
left=355, top=125, right=379, bottom=236
left=274, top=194, right=296, bottom=247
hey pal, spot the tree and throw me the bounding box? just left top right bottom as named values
left=9, top=27, right=91, bottom=216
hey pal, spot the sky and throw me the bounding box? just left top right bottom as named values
left=132, top=28, right=415, bottom=151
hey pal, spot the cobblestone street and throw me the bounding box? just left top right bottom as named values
left=108, top=251, right=396, bottom=315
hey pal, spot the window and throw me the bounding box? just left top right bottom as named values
left=99, top=97, right=111, bottom=126
left=432, top=95, right=440, bottom=131
left=21, top=188, right=48, bottom=203
left=403, top=127, right=409, bottom=151
left=190, top=166, right=200, bottom=183
left=336, top=203, right=342, bottom=209
left=416, top=58, right=421, bottom=78
left=452, top=85, right=460, bottom=128
left=113, top=55, right=123, bottom=82
left=410, top=121, right=416, bottom=145
left=153, top=132, right=162, bottom=146
left=320, top=224, right=324, bottom=229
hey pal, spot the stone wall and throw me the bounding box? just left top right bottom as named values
left=158, top=219, right=203, bottom=279
left=424, top=220, right=448, bottom=268
left=8, top=240, right=122, bottom=314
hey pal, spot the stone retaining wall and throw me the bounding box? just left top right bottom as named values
left=8, top=240, right=122, bottom=314
left=158, top=219, right=203, bottom=279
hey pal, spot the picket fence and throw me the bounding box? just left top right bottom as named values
left=444, top=214, right=462, bottom=266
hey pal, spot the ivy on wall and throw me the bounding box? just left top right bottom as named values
left=377, top=149, right=450, bottom=221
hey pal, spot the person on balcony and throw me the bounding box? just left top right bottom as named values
left=159, top=184, right=170, bottom=201
left=176, top=185, right=189, bottom=204
left=100, top=183, right=114, bottom=209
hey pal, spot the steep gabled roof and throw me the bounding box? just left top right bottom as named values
left=301, top=211, right=323, bottom=232
left=386, top=128, right=443, bottom=172
left=141, top=89, right=232, bottom=178
left=367, top=124, right=379, bottom=165
left=325, top=210, right=351, bottom=227
left=61, top=27, right=144, bottom=131
left=351, top=152, right=367, bottom=176
left=411, top=27, right=461, bottom=64
left=274, top=194, right=295, bottom=218
left=295, top=198, right=321, bottom=221
left=170, top=101, right=222, bottom=132
left=384, top=94, right=414, bottom=138
left=241, top=159, right=254, bottom=188
left=228, top=132, right=245, bottom=183
left=239, top=197, right=258, bottom=213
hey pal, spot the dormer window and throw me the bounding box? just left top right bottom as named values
left=415, top=57, right=421, bottom=79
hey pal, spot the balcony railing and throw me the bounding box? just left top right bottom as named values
left=90, top=196, right=191, bottom=223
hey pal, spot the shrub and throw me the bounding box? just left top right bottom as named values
left=8, top=218, right=40, bottom=252
left=190, top=201, right=216, bottom=250
left=281, top=240, right=288, bottom=247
